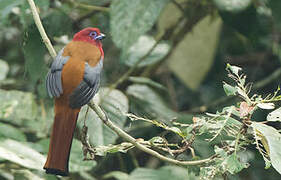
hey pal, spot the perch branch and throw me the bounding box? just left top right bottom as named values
left=27, top=0, right=216, bottom=166
left=88, top=100, right=216, bottom=166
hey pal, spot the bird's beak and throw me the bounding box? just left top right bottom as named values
left=95, top=33, right=106, bottom=40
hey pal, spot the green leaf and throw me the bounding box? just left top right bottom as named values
left=0, top=139, right=45, bottom=170
left=110, top=0, right=168, bottom=50
left=225, top=154, right=248, bottom=174
left=0, top=0, right=21, bottom=25
left=128, top=76, right=166, bottom=90
left=69, top=139, right=97, bottom=172
left=77, top=88, right=129, bottom=146
left=126, top=84, right=178, bottom=123
left=103, top=171, right=129, bottom=180
left=0, top=59, right=9, bottom=80
left=226, top=64, right=242, bottom=76
left=251, top=122, right=281, bottom=175
left=0, top=123, right=26, bottom=141
left=213, top=0, right=252, bottom=13
left=23, top=24, right=47, bottom=84
left=167, top=16, right=222, bottom=90
left=122, top=35, right=170, bottom=67
left=95, top=142, right=133, bottom=156
left=0, top=89, right=37, bottom=126
left=129, top=166, right=195, bottom=180
left=267, top=107, right=281, bottom=122
left=223, top=82, right=237, bottom=96
left=13, top=170, right=44, bottom=180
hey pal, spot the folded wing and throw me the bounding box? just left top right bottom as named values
left=69, top=59, right=103, bottom=108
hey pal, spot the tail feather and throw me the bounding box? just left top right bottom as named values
left=44, top=100, right=80, bottom=176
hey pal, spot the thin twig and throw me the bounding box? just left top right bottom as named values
left=28, top=0, right=216, bottom=166
left=70, top=0, right=109, bottom=12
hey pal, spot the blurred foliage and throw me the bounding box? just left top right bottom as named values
left=0, top=0, right=281, bottom=179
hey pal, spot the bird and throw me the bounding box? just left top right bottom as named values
left=43, top=27, right=105, bottom=176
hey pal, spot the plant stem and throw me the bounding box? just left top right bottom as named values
left=70, top=1, right=109, bottom=12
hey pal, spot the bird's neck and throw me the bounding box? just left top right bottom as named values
left=72, top=38, right=104, bottom=59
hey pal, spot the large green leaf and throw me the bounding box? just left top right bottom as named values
left=0, top=89, right=36, bottom=126
left=110, top=0, right=168, bottom=50
left=77, top=88, right=129, bottom=146
left=267, top=107, right=281, bottom=122
left=69, top=139, right=97, bottom=172
left=126, top=84, right=178, bottom=123
left=121, top=35, right=170, bottom=67
left=23, top=24, right=48, bottom=84
left=0, top=139, right=45, bottom=170
left=251, top=122, right=281, bottom=175
left=167, top=16, right=222, bottom=90
left=0, top=59, right=9, bottom=80
left=0, top=0, right=21, bottom=25
left=0, top=123, right=26, bottom=141
left=129, top=166, right=195, bottom=180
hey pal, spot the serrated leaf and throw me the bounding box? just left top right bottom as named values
left=267, top=107, right=281, bottom=122
left=226, top=64, right=242, bottom=76
left=95, top=143, right=133, bottom=156
left=0, top=139, right=45, bottom=170
left=251, top=122, right=281, bottom=175
left=223, top=82, right=237, bottom=96
left=225, top=154, right=248, bottom=174
left=167, top=16, right=222, bottom=90
left=77, top=88, right=128, bottom=146
left=122, top=35, right=170, bottom=67
left=110, top=0, right=168, bottom=50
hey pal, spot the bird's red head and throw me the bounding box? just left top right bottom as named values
left=73, top=27, right=105, bottom=57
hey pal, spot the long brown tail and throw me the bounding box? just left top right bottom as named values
left=44, top=99, right=80, bottom=176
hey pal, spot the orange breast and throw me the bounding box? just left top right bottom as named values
left=60, top=41, right=102, bottom=97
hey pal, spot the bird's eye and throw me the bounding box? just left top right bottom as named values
left=89, top=31, right=97, bottom=38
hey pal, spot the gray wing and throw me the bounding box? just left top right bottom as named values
left=69, top=59, right=103, bottom=109
left=46, top=49, right=69, bottom=98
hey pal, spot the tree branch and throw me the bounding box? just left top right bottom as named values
left=27, top=0, right=216, bottom=167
